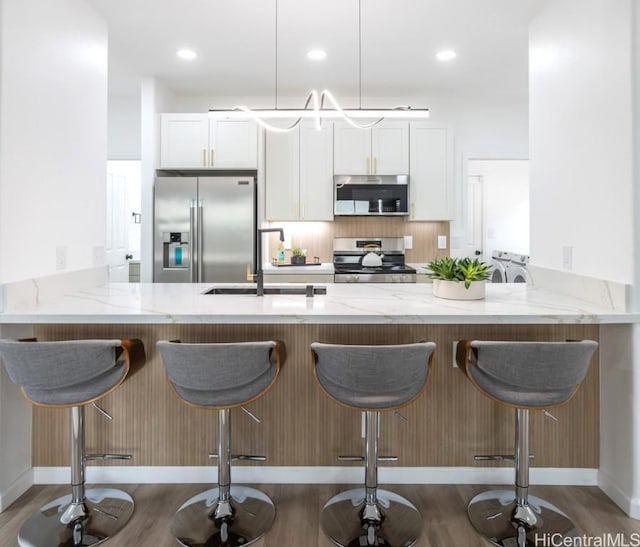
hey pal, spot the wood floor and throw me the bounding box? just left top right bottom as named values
left=1, top=483, right=638, bottom=546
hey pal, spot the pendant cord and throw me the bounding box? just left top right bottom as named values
left=275, top=0, right=278, bottom=109
left=358, top=0, right=362, bottom=110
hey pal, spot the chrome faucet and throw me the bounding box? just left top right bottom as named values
left=255, top=228, right=285, bottom=296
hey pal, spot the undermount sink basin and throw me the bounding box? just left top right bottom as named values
left=204, top=285, right=327, bottom=296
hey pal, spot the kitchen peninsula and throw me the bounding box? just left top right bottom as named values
left=1, top=278, right=638, bottom=516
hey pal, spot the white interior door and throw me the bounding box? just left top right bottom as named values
left=465, top=174, right=484, bottom=260
left=106, top=172, right=128, bottom=282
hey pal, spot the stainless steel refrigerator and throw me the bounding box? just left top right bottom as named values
left=153, top=176, right=256, bottom=283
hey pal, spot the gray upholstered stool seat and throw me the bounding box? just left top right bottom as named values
left=157, top=340, right=285, bottom=547
left=456, top=340, right=598, bottom=547
left=0, top=338, right=146, bottom=547
left=311, top=342, right=436, bottom=547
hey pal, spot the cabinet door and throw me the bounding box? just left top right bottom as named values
left=409, top=124, right=453, bottom=220
left=334, top=123, right=370, bottom=174
left=265, top=130, right=300, bottom=220
left=372, top=122, right=409, bottom=175
left=300, top=122, right=334, bottom=221
left=209, top=119, right=258, bottom=168
left=160, top=114, right=209, bottom=169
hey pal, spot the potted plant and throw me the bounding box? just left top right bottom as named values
left=291, top=247, right=306, bottom=265
left=426, top=257, right=491, bottom=300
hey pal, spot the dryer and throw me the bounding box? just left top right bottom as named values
left=509, top=253, right=530, bottom=283
left=490, top=250, right=512, bottom=283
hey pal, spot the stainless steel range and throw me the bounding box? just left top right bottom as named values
left=333, top=237, right=416, bottom=283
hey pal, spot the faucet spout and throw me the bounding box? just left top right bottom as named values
left=256, top=228, right=285, bottom=296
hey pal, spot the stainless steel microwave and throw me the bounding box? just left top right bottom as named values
left=334, top=175, right=409, bottom=216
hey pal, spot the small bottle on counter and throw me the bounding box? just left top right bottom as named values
left=277, top=242, right=286, bottom=265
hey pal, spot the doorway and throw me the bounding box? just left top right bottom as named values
left=106, top=160, right=142, bottom=282
left=465, top=159, right=529, bottom=262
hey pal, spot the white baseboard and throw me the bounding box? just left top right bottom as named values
left=0, top=468, right=33, bottom=512
left=598, top=469, right=640, bottom=519
left=32, top=466, right=598, bottom=486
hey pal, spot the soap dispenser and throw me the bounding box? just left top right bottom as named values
left=277, top=241, right=286, bottom=265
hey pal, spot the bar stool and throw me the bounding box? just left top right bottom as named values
left=456, top=340, right=598, bottom=547
left=157, top=340, right=285, bottom=547
left=0, top=338, right=146, bottom=547
left=311, top=342, right=436, bottom=547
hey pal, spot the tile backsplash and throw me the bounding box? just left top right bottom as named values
left=266, top=218, right=450, bottom=264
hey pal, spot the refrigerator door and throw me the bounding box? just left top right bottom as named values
left=153, top=177, right=197, bottom=282
left=198, top=177, right=256, bottom=283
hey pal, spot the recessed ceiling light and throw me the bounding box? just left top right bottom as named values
left=176, top=49, right=197, bottom=61
left=307, top=49, right=327, bottom=61
left=436, top=49, right=457, bottom=62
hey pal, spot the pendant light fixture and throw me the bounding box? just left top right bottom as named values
left=208, top=0, right=429, bottom=132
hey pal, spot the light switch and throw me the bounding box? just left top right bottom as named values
left=437, top=235, right=447, bottom=249
left=562, top=246, right=573, bottom=270
left=403, top=235, right=413, bottom=250
left=56, top=246, right=67, bottom=271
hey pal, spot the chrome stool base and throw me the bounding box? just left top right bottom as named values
left=320, top=488, right=422, bottom=547
left=172, top=485, right=275, bottom=547
left=467, top=490, right=578, bottom=547
left=17, top=488, right=134, bottom=547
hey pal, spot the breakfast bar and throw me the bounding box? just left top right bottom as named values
left=1, top=280, right=638, bottom=517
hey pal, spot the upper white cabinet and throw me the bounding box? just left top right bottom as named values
left=265, top=122, right=334, bottom=221
left=160, top=114, right=258, bottom=169
left=334, top=121, right=409, bottom=175
left=409, top=123, right=453, bottom=220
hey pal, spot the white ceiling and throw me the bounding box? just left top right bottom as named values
left=88, top=0, right=547, bottom=105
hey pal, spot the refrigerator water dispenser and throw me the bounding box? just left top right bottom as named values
left=163, top=232, right=190, bottom=269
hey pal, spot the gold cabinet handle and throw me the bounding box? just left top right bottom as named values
left=210, top=149, right=215, bottom=167
left=374, top=157, right=378, bottom=174
left=366, top=157, right=370, bottom=175
left=202, top=149, right=207, bottom=167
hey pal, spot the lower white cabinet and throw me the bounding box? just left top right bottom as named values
left=265, top=121, right=333, bottom=221
left=409, top=124, right=453, bottom=220
left=263, top=273, right=334, bottom=284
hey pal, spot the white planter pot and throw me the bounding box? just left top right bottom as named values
left=432, top=279, right=486, bottom=300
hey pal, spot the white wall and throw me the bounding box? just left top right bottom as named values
left=529, top=0, right=634, bottom=283
left=108, top=94, right=141, bottom=160
left=0, top=0, right=108, bottom=283
left=140, top=78, right=174, bottom=282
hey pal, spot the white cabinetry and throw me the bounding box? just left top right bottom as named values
left=265, top=122, right=333, bottom=221
left=334, top=121, right=409, bottom=175
left=160, top=114, right=258, bottom=169
left=409, top=124, right=453, bottom=220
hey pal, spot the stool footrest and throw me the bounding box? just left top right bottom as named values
left=85, top=453, right=132, bottom=461
left=208, top=453, right=267, bottom=462
left=474, top=454, right=534, bottom=462
left=337, top=455, right=398, bottom=462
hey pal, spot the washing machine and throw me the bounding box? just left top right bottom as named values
left=509, top=253, right=530, bottom=283
left=489, top=250, right=512, bottom=283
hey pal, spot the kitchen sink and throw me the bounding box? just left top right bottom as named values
left=204, top=285, right=327, bottom=296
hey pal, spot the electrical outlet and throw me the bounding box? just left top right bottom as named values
left=403, top=235, right=413, bottom=250
left=55, top=246, right=67, bottom=271
left=562, top=246, right=573, bottom=270
left=437, top=235, right=447, bottom=249
left=92, top=246, right=106, bottom=266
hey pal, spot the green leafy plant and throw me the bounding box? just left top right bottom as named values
left=426, top=257, right=491, bottom=289
left=291, top=247, right=306, bottom=257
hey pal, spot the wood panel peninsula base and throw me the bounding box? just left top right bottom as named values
left=32, top=323, right=599, bottom=474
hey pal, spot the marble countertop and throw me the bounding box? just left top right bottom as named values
left=262, top=262, right=334, bottom=274
left=0, top=281, right=637, bottom=325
